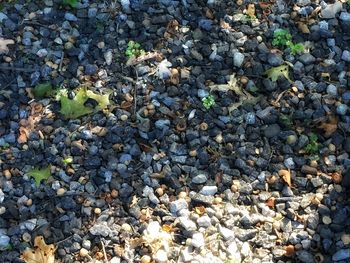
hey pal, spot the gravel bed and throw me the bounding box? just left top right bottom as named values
left=0, top=0, right=350, bottom=262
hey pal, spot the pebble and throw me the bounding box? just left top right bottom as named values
left=191, top=232, right=205, bottom=248
left=341, top=50, right=350, bottom=62
left=233, top=52, right=245, bottom=67
left=333, top=249, right=350, bottom=261
left=199, top=186, right=217, bottom=196
left=154, top=249, right=168, bottom=263
left=192, top=174, right=207, bottom=184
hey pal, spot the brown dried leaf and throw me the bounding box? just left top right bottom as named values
left=194, top=206, right=206, bottom=215
left=279, top=169, right=292, bottom=187
left=266, top=197, right=275, bottom=208
left=0, top=38, right=14, bottom=54
left=18, top=126, right=29, bottom=144
left=331, top=172, right=342, bottom=184
left=297, top=22, right=310, bottom=34
left=319, top=115, right=338, bottom=137
left=284, top=244, right=295, bottom=257
left=21, top=236, right=56, bottom=263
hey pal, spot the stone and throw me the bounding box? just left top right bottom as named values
left=332, top=249, right=350, bottom=261
left=320, top=1, right=342, bottom=19
left=169, top=199, right=188, bottom=214
left=192, top=174, right=207, bottom=184
left=341, top=50, right=350, bottom=62
left=191, top=232, right=205, bottom=248
left=233, top=52, right=245, bottom=67
left=264, top=124, right=281, bottom=138
left=298, top=53, right=316, bottom=65
left=199, top=186, right=217, bottom=196
left=0, top=234, right=10, bottom=249
left=65, top=12, right=78, bottom=21
left=296, top=250, right=315, bottom=263
left=154, top=249, right=168, bottom=263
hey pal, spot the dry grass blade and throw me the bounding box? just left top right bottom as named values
left=0, top=38, right=14, bottom=54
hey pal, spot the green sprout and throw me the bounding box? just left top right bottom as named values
left=202, top=95, right=215, bottom=110
left=125, top=40, right=145, bottom=58
left=304, top=133, right=320, bottom=154
left=272, top=29, right=304, bottom=55
left=63, top=156, right=73, bottom=166
left=62, top=0, right=78, bottom=8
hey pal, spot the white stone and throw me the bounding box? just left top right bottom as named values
left=199, top=186, right=217, bottom=196
left=197, top=215, right=211, bottom=227
left=191, top=232, right=205, bottom=248
left=241, top=242, right=251, bottom=258
left=179, top=217, right=197, bottom=231
left=154, top=249, right=168, bottom=263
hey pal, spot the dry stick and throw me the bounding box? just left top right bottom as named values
left=133, top=66, right=139, bottom=118
left=58, top=51, right=64, bottom=72
left=101, top=240, right=109, bottom=263
left=0, top=65, right=37, bottom=72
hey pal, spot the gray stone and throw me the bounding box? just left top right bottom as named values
left=341, top=50, right=350, bottom=62
left=333, top=249, right=350, bottom=261
left=169, top=199, right=188, bottom=214
left=326, top=84, right=337, bottom=96
left=197, top=215, right=211, bottom=227
left=320, top=1, right=342, bottom=19
left=298, top=53, right=316, bottom=65
left=89, top=222, right=112, bottom=237
left=199, top=186, right=217, bottom=196
left=267, top=53, right=284, bottom=66
left=337, top=104, right=348, bottom=115
left=192, top=174, right=207, bottom=184
left=85, top=64, right=98, bottom=75
left=179, top=217, right=197, bottom=231
left=264, top=124, right=281, bottom=138
left=0, top=235, right=10, bottom=250
left=65, top=13, right=78, bottom=21
left=233, top=52, right=245, bottom=67
left=0, top=12, right=8, bottom=23
left=340, top=12, right=350, bottom=22
left=296, top=250, right=315, bottom=263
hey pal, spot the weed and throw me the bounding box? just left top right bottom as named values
left=62, top=0, right=78, bottom=8
left=304, top=133, right=320, bottom=154
left=125, top=40, right=145, bottom=58
left=62, top=156, right=73, bottom=166
left=272, top=29, right=304, bottom=55
left=279, top=114, right=293, bottom=128
left=202, top=95, right=215, bottom=110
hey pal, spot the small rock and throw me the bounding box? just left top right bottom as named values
left=192, top=174, right=207, bottom=184
left=264, top=124, right=281, bottom=138
left=191, top=232, right=205, bottom=248
left=169, top=199, right=188, bottom=214
left=233, top=52, right=245, bottom=67
left=199, top=186, right=217, bottom=196
left=341, top=50, right=350, bottom=62
left=65, top=13, right=78, bottom=21
left=320, top=1, right=342, bottom=19
left=333, top=249, right=350, bottom=261
left=154, top=249, right=168, bottom=263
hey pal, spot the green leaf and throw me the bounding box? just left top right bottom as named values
left=33, top=83, right=53, bottom=97
left=62, top=0, right=78, bottom=8
left=265, top=65, right=292, bottom=83
left=59, top=87, right=111, bottom=119
left=86, top=90, right=111, bottom=110
left=28, top=166, right=51, bottom=187
left=60, top=92, right=92, bottom=119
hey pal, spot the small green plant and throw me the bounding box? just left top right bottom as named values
left=125, top=41, right=145, bottom=58
left=279, top=114, right=293, bottom=128
left=63, top=156, right=73, bottom=166
left=272, top=29, right=304, bottom=55
left=304, top=133, right=320, bottom=154
left=202, top=95, right=215, bottom=110
left=28, top=166, right=51, bottom=187
left=62, top=0, right=78, bottom=8
left=0, top=143, right=10, bottom=152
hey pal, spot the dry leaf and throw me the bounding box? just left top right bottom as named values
left=297, top=22, right=310, bottom=34
left=209, top=74, right=259, bottom=113
left=284, top=244, right=295, bottom=257
left=331, top=172, right=342, bottom=184
left=21, top=236, right=56, bottom=263
left=18, top=126, right=29, bottom=144
left=0, top=38, right=14, bottom=54
left=279, top=169, right=292, bottom=187
left=266, top=197, right=275, bottom=208
left=194, top=206, right=206, bottom=215
left=319, top=115, right=338, bottom=137
left=162, top=224, right=174, bottom=233
left=246, top=4, right=256, bottom=18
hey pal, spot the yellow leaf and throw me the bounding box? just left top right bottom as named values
left=21, top=236, right=56, bottom=263
left=265, top=65, right=293, bottom=83
left=246, top=4, right=256, bottom=18
left=279, top=169, right=292, bottom=187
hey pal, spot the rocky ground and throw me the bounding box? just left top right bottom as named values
left=0, top=0, right=350, bottom=262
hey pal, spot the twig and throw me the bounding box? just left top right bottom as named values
left=133, top=66, right=139, bottom=118
left=0, top=65, right=37, bottom=72
left=101, top=240, right=109, bottom=263
left=59, top=51, right=64, bottom=72
left=126, top=52, right=162, bottom=66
